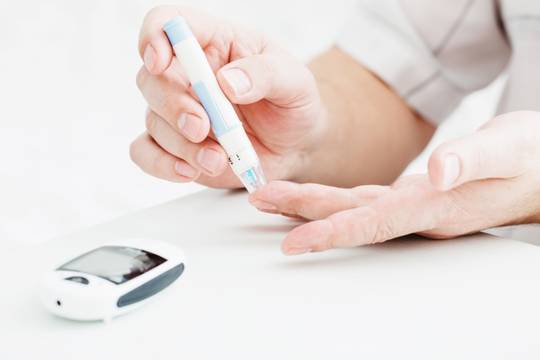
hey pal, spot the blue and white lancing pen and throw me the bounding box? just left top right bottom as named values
left=163, top=16, right=266, bottom=193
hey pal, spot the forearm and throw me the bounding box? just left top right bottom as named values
left=297, top=47, right=435, bottom=187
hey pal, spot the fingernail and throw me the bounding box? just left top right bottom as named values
left=284, top=247, right=312, bottom=256
left=197, top=148, right=225, bottom=174
left=251, top=200, right=278, bottom=212
left=221, top=68, right=251, bottom=96
left=178, top=113, right=202, bottom=141
left=442, top=154, right=461, bottom=190
left=143, top=44, right=156, bottom=72
left=174, top=161, right=198, bottom=179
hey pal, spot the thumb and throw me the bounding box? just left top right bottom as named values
left=216, top=53, right=316, bottom=106
left=428, top=115, right=529, bottom=191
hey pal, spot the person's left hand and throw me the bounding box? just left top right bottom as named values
left=249, top=111, right=540, bottom=255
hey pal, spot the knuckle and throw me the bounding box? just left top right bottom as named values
left=294, top=184, right=317, bottom=214
left=136, top=67, right=148, bottom=90
left=259, top=55, right=276, bottom=91
left=152, top=151, right=170, bottom=176
left=373, top=218, right=395, bottom=244
left=443, top=189, right=474, bottom=225
left=157, top=93, right=180, bottom=121
left=326, top=211, right=356, bottom=249
left=172, top=140, right=191, bottom=162
left=260, top=54, right=275, bottom=75
left=144, top=5, right=175, bottom=22
left=370, top=207, right=396, bottom=244
left=144, top=6, right=161, bottom=20
left=324, top=217, right=340, bottom=250
left=470, top=146, right=487, bottom=174
left=391, top=174, right=425, bottom=190
left=129, top=138, right=142, bottom=164
left=145, top=111, right=157, bottom=133
left=516, top=131, right=540, bottom=170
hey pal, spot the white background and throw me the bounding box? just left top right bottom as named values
left=0, top=0, right=505, bottom=249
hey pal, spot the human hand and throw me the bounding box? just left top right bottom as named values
left=249, top=111, right=540, bottom=255
left=130, top=6, right=325, bottom=188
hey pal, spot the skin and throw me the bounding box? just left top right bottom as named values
left=249, top=112, right=540, bottom=255
left=131, top=6, right=434, bottom=189
left=132, top=6, right=540, bottom=256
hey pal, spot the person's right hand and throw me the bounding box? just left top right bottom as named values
left=130, top=6, right=326, bottom=189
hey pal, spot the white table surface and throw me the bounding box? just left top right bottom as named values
left=3, top=189, right=540, bottom=359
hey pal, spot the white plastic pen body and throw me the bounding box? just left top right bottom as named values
left=163, top=16, right=266, bottom=192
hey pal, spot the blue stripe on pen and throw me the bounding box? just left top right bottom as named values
left=192, top=81, right=236, bottom=137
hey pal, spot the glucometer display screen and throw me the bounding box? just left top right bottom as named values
left=58, top=246, right=166, bottom=284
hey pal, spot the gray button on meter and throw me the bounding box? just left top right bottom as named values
left=64, top=276, right=89, bottom=285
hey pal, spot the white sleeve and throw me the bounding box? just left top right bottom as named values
left=497, top=0, right=540, bottom=113
left=337, top=0, right=508, bottom=124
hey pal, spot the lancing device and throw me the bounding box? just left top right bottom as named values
left=163, top=16, right=266, bottom=193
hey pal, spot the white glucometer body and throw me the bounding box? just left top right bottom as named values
left=163, top=16, right=266, bottom=193
left=40, top=238, right=185, bottom=321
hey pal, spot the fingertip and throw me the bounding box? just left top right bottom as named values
left=155, top=34, right=174, bottom=74
left=217, top=66, right=253, bottom=104
left=138, top=6, right=176, bottom=75
left=250, top=180, right=286, bottom=197
left=248, top=184, right=279, bottom=213
left=141, top=35, right=173, bottom=75
left=248, top=192, right=259, bottom=204
left=429, top=147, right=462, bottom=191
left=282, top=220, right=333, bottom=255
left=428, top=149, right=446, bottom=190
left=219, top=52, right=313, bottom=106
left=281, top=232, right=311, bottom=255
left=196, top=146, right=228, bottom=177
left=143, top=44, right=156, bottom=73
left=130, top=132, right=196, bottom=183
left=173, top=160, right=200, bottom=181
left=281, top=246, right=311, bottom=256
left=197, top=114, right=211, bottom=142
left=248, top=192, right=266, bottom=208
left=249, top=181, right=298, bottom=210
left=177, top=112, right=211, bottom=143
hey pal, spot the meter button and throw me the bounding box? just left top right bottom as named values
left=64, top=276, right=89, bottom=285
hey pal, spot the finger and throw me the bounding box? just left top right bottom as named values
left=138, top=6, right=175, bottom=75
left=428, top=112, right=533, bottom=191
left=138, top=6, right=220, bottom=75
left=281, top=178, right=451, bottom=255
left=129, top=132, right=200, bottom=182
left=136, top=67, right=210, bottom=143
left=248, top=181, right=390, bottom=220
left=145, top=110, right=228, bottom=176
left=216, top=50, right=317, bottom=105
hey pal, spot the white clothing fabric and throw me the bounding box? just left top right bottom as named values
left=337, top=0, right=540, bottom=124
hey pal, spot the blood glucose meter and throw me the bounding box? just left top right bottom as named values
left=40, top=238, right=185, bottom=321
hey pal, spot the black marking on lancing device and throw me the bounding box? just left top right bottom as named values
left=116, top=263, right=185, bottom=308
